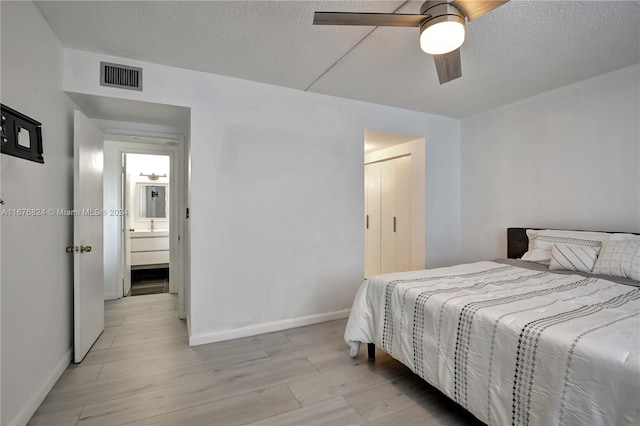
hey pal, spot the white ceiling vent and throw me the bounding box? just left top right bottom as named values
left=100, top=61, right=142, bottom=91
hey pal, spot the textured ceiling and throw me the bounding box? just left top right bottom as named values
left=34, top=1, right=640, bottom=118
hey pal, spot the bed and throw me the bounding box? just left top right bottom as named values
left=345, top=228, right=640, bottom=426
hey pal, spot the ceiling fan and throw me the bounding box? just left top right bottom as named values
left=313, top=0, right=509, bottom=84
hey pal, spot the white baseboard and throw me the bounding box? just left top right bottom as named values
left=104, top=293, right=118, bottom=300
left=9, top=347, right=71, bottom=426
left=189, top=309, right=350, bottom=346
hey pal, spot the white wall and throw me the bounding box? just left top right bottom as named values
left=460, top=64, right=640, bottom=262
left=1, top=2, right=77, bottom=424
left=63, top=48, right=461, bottom=345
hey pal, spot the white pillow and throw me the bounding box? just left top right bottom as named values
left=592, top=241, right=640, bottom=281
left=608, top=233, right=640, bottom=242
left=521, top=229, right=610, bottom=265
left=549, top=244, right=600, bottom=273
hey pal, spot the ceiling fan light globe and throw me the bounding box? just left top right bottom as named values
left=420, top=20, right=465, bottom=55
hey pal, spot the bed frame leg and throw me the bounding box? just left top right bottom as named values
left=367, top=343, right=375, bottom=360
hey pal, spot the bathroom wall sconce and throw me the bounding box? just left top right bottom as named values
left=140, top=172, right=167, bottom=181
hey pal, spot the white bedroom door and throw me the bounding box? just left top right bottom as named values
left=73, top=110, right=105, bottom=363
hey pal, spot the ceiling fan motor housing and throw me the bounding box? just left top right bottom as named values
left=419, top=1, right=466, bottom=26
left=420, top=0, right=464, bottom=18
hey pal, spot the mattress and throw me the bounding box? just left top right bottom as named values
left=344, top=260, right=640, bottom=426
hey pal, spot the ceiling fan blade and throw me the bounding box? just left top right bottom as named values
left=313, top=12, right=428, bottom=27
left=433, top=49, right=462, bottom=84
left=451, top=0, right=509, bottom=21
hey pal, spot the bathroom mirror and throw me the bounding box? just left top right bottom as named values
left=137, top=183, right=168, bottom=219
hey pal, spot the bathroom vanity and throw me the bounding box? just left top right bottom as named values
left=129, top=180, right=170, bottom=268
left=130, top=230, right=169, bottom=267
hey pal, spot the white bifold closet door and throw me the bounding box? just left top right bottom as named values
left=365, top=155, right=411, bottom=278
left=365, top=162, right=382, bottom=278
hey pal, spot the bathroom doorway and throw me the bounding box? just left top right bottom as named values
left=67, top=92, right=189, bottom=321
left=103, top=134, right=184, bottom=317
left=124, top=153, right=171, bottom=296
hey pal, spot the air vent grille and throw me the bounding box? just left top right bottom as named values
left=100, top=62, right=142, bottom=91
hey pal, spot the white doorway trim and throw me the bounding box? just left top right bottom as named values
left=103, top=132, right=186, bottom=319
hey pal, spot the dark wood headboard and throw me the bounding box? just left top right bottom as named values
left=507, top=227, right=640, bottom=259
left=507, top=228, right=535, bottom=259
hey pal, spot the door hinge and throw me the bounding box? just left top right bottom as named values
left=366, top=214, right=369, bottom=229
left=393, top=217, right=396, bottom=233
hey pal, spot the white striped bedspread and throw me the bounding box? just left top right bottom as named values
left=344, top=261, right=640, bottom=426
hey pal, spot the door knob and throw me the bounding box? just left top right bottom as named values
left=80, top=245, right=92, bottom=253
left=66, top=246, right=78, bottom=253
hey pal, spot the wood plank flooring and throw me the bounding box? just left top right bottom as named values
left=29, top=293, right=482, bottom=425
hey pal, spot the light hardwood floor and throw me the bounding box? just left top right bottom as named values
left=29, top=293, right=482, bottom=425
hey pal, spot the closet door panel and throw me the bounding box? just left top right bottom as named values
left=364, top=163, right=381, bottom=278
left=380, top=159, right=396, bottom=274
left=365, top=165, right=368, bottom=278
left=394, top=156, right=412, bottom=272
